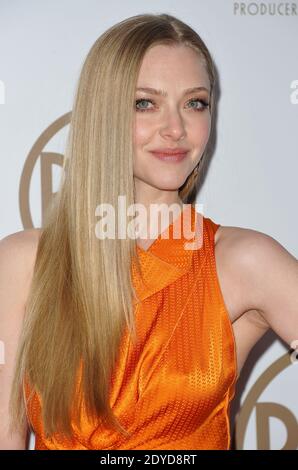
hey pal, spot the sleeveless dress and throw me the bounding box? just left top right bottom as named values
left=25, top=204, right=238, bottom=450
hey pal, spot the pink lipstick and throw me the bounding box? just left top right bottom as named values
left=149, top=148, right=189, bottom=162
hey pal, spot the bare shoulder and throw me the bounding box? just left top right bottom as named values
left=215, top=223, right=293, bottom=288
left=214, top=223, right=274, bottom=322
left=0, top=228, right=43, bottom=449
left=214, top=223, right=286, bottom=317
left=214, top=222, right=284, bottom=283
left=0, top=228, right=43, bottom=299
left=215, top=223, right=273, bottom=248
left=1, top=227, right=43, bottom=248
left=1, top=227, right=43, bottom=260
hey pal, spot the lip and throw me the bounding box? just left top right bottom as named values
left=150, top=147, right=190, bottom=155
left=149, top=148, right=189, bottom=162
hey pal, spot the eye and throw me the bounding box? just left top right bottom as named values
left=135, top=98, right=155, bottom=112
left=135, top=97, right=210, bottom=112
left=186, top=98, right=210, bottom=111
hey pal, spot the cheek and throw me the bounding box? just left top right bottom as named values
left=191, top=116, right=211, bottom=146
left=134, top=118, right=154, bottom=147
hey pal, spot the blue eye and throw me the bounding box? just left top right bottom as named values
left=135, top=97, right=210, bottom=112
left=135, top=98, right=154, bottom=111
left=187, top=98, right=210, bottom=110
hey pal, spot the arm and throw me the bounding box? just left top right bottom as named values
left=0, top=230, right=40, bottom=449
left=233, top=229, right=298, bottom=351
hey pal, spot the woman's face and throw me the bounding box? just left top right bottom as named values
left=133, top=44, right=211, bottom=195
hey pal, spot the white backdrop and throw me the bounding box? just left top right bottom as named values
left=0, top=0, right=297, bottom=450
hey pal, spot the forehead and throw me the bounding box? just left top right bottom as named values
left=137, top=44, right=210, bottom=89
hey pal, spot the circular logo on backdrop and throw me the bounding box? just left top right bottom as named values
left=235, top=351, right=298, bottom=449
left=19, top=112, right=71, bottom=229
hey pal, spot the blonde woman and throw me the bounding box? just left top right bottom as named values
left=0, top=13, right=297, bottom=450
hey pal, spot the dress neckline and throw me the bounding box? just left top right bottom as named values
left=136, top=203, right=196, bottom=254
left=131, top=204, right=205, bottom=302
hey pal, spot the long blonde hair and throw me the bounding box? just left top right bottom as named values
left=10, top=13, right=216, bottom=440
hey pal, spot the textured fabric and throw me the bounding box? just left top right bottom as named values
left=25, top=204, right=237, bottom=450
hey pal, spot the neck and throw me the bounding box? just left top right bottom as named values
left=133, top=179, right=185, bottom=246
left=134, top=178, right=183, bottom=212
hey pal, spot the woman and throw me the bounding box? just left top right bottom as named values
left=0, top=13, right=297, bottom=450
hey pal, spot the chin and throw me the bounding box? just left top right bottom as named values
left=149, top=176, right=187, bottom=192
left=134, top=170, right=190, bottom=191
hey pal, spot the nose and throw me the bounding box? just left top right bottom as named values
left=159, top=108, right=186, bottom=141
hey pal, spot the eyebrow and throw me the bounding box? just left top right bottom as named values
left=136, top=86, right=210, bottom=97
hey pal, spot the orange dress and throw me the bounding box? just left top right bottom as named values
left=25, top=205, right=237, bottom=450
